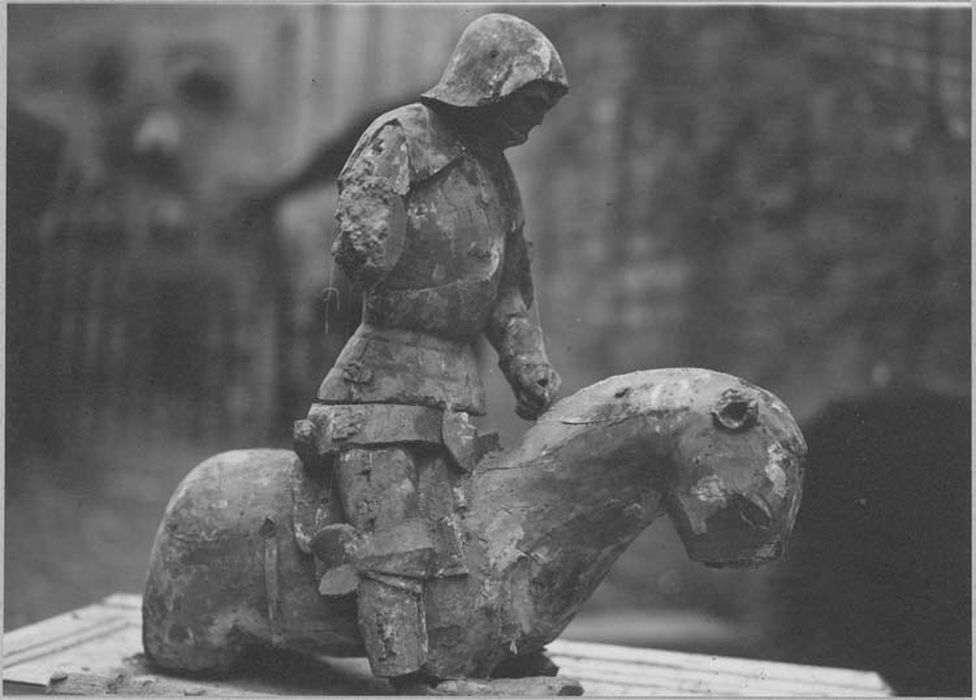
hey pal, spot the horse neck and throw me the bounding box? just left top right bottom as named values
left=467, top=412, right=677, bottom=578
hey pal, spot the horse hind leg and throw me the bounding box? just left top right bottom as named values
left=141, top=449, right=301, bottom=674
left=141, top=532, right=269, bottom=675
left=142, top=574, right=272, bottom=675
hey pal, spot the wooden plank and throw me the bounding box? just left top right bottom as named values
left=4, top=594, right=892, bottom=696
left=548, top=639, right=892, bottom=694
left=4, top=597, right=138, bottom=663
left=3, top=595, right=388, bottom=696
left=546, top=649, right=889, bottom=697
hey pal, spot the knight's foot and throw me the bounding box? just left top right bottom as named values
left=434, top=676, right=583, bottom=696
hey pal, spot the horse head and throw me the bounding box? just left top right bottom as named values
left=482, top=368, right=805, bottom=568
left=654, top=370, right=804, bottom=568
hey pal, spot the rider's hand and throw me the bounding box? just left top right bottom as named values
left=510, top=362, right=560, bottom=421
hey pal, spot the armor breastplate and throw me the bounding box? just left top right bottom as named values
left=364, top=150, right=522, bottom=340
left=321, top=106, right=523, bottom=414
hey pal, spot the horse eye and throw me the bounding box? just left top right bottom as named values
left=713, top=396, right=758, bottom=432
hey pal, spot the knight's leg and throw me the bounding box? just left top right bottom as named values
left=336, top=447, right=430, bottom=679
left=336, top=446, right=419, bottom=532
left=358, top=574, right=429, bottom=678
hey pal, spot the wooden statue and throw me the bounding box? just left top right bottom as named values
left=143, top=370, right=805, bottom=694
left=143, top=14, right=806, bottom=695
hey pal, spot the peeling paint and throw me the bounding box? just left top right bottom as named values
left=692, top=475, right=727, bottom=504
left=687, top=512, right=710, bottom=536
left=646, top=383, right=665, bottom=407
left=293, top=522, right=313, bottom=554
left=484, top=513, right=525, bottom=568
left=765, top=444, right=790, bottom=498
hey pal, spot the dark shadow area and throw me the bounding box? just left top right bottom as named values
left=764, top=389, right=972, bottom=696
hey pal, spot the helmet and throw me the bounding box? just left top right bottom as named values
left=422, top=14, right=568, bottom=109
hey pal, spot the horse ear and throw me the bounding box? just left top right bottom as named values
left=712, top=392, right=759, bottom=432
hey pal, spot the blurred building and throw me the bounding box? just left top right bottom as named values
left=7, top=5, right=478, bottom=452
left=509, top=5, right=970, bottom=420
left=9, top=4, right=968, bottom=446
left=506, top=5, right=970, bottom=667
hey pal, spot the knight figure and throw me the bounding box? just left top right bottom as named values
left=293, top=13, right=568, bottom=690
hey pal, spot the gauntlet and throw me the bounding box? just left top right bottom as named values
left=496, top=318, right=561, bottom=420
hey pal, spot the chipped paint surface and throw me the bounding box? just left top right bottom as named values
left=422, top=14, right=568, bottom=108
left=484, top=511, right=525, bottom=569
left=765, top=444, right=790, bottom=498
left=544, top=370, right=705, bottom=424
left=692, top=475, right=728, bottom=504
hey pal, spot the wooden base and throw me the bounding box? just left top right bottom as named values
left=3, top=594, right=891, bottom=696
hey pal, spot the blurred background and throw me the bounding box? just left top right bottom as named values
left=6, top=4, right=971, bottom=696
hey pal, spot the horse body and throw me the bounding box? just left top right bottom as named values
left=144, top=368, right=805, bottom=680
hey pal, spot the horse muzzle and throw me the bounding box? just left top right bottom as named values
left=667, top=452, right=803, bottom=569
left=678, top=491, right=792, bottom=568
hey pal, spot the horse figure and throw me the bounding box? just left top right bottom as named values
left=143, top=368, right=805, bottom=688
